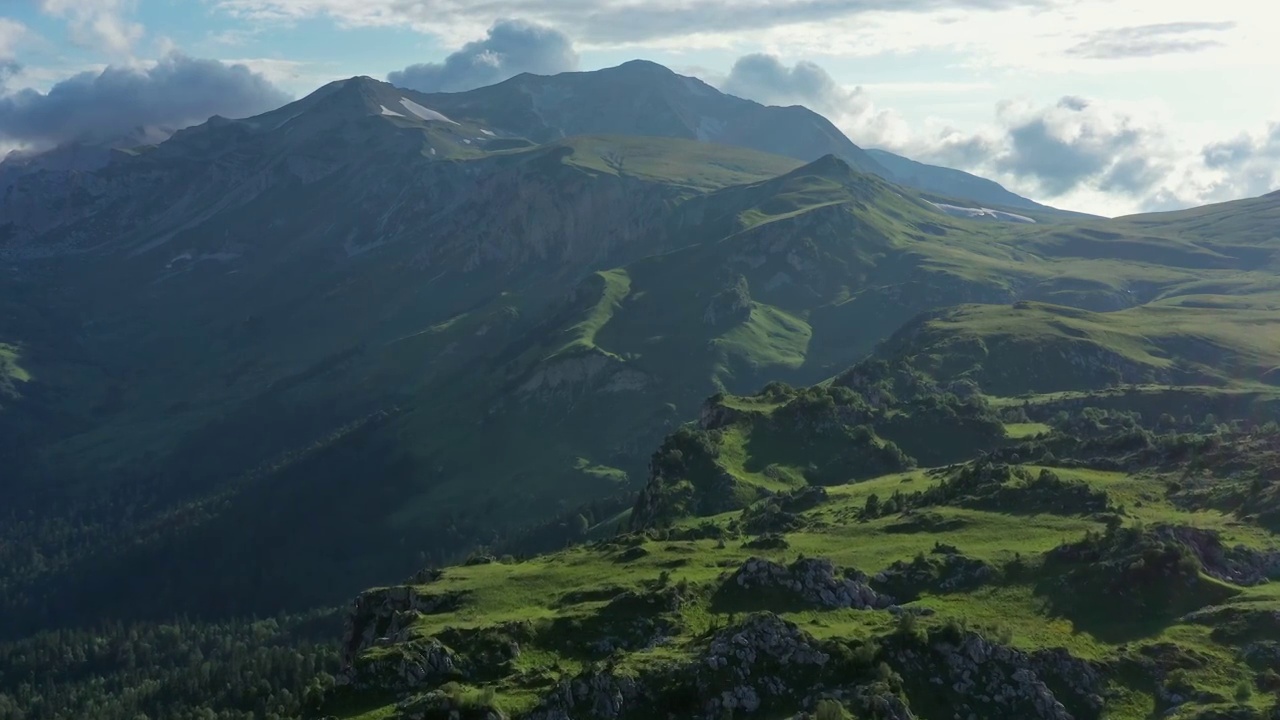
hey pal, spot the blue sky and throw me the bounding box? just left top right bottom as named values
left=1, top=0, right=1278, bottom=215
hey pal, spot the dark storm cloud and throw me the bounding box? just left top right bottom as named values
left=1067, top=21, right=1235, bottom=59
left=0, top=52, right=291, bottom=147
left=387, top=19, right=578, bottom=93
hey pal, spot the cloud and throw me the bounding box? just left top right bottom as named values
left=40, top=0, right=145, bottom=58
left=715, top=53, right=1198, bottom=211
left=721, top=53, right=850, bottom=114
left=0, top=52, right=291, bottom=148
left=987, top=96, right=1169, bottom=196
left=903, top=97, right=1280, bottom=212
left=1067, top=21, right=1237, bottom=59
left=719, top=53, right=912, bottom=147
left=562, top=0, right=1044, bottom=44
left=1199, top=124, right=1280, bottom=199
left=707, top=50, right=1280, bottom=214
left=220, top=57, right=312, bottom=87
left=388, top=19, right=578, bottom=93
left=0, top=18, right=25, bottom=60
left=0, top=62, right=18, bottom=93
left=214, top=0, right=1046, bottom=46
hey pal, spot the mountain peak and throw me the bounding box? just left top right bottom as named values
left=788, top=153, right=857, bottom=180
left=611, top=59, right=677, bottom=75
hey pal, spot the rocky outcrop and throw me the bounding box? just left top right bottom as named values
left=700, top=614, right=831, bottom=717
left=524, top=613, right=836, bottom=720
left=341, top=638, right=461, bottom=692
left=727, top=557, right=893, bottom=610
left=887, top=632, right=1104, bottom=720
left=339, top=583, right=468, bottom=686
left=514, top=348, right=650, bottom=397
left=1242, top=640, right=1280, bottom=669
left=630, top=428, right=758, bottom=530
left=1156, top=526, right=1280, bottom=586
left=703, top=275, right=752, bottom=327
left=698, top=398, right=746, bottom=431
left=523, top=670, right=648, bottom=720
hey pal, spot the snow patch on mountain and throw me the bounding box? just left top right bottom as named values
left=399, top=98, right=459, bottom=125
left=928, top=201, right=1037, bottom=224
left=380, top=105, right=405, bottom=117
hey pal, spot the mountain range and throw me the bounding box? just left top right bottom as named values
left=1, top=60, right=1279, bottom=720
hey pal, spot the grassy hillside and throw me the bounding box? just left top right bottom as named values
left=1117, top=191, right=1280, bottom=249
left=327, top=354, right=1280, bottom=720
left=875, top=299, right=1280, bottom=395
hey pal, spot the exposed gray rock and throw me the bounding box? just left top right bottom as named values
left=524, top=669, right=646, bottom=720
left=701, top=614, right=830, bottom=717
left=1158, top=526, right=1280, bottom=586
left=703, top=275, right=752, bottom=327
left=887, top=632, right=1104, bottom=720
left=1242, top=640, right=1280, bottom=668
left=339, top=584, right=467, bottom=687
left=340, top=638, right=460, bottom=692
left=730, top=557, right=892, bottom=610
left=700, top=399, right=746, bottom=430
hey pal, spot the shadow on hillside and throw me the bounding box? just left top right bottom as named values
left=1031, top=572, right=1235, bottom=645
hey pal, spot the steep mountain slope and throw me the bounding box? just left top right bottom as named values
left=0, top=79, right=806, bottom=629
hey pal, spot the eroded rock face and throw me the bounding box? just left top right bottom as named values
left=699, top=399, right=746, bottom=431
left=887, top=632, right=1104, bottom=720
left=524, top=670, right=647, bottom=720
left=703, top=275, right=752, bottom=328
left=730, top=557, right=893, bottom=610
left=339, top=583, right=467, bottom=687
left=1159, top=526, right=1280, bottom=586
left=340, top=638, right=461, bottom=692
left=700, top=613, right=831, bottom=717
left=522, top=613, right=835, bottom=720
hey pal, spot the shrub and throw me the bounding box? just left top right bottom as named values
left=815, top=698, right=845, bottom=720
